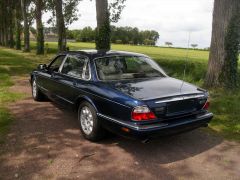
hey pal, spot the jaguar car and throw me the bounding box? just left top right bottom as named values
left=30, top=50, right=213, bottom=142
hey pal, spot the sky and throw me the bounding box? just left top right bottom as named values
left=43, top=0, right=214, bottom=48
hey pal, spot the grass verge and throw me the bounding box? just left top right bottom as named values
left=0, top=47, right=50, bottom=143
left=209, top=89, right=240, bottom=141
left=0, top=78, right=23, bottom=143
left=0, top=107, right=12, bottom=143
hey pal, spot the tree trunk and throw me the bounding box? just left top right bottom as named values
left=55, top=0, right=66, bottom=52
left=4, top=0, right=9, bottom=47
left=1, top=12, right=6, bottom=46
left=36, top=0, right=44, bottom=54
left=0, top=1, right=3, bottom=45
left=95, top=0, right=111, bottom=50
left=9, top=0, right=15, bottom=48
left=0, top=0, right=6, bottom=46
left=21, top=0, right=30, bottom=52
left=0, top=24, right=3, bottom=46
left=205, top=0, right=240, bottom=88
left=15, top=1, right=22, bottom=50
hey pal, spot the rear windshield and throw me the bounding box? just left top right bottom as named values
left=94, top=56, right=167, bottom=81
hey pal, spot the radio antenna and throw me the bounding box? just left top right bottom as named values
left=180, top=31, right=191, bottom=94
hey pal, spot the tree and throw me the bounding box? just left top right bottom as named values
left=78, top=27, right=95, bottom=42
left=21, top=0, right=32, bottom=52
left=67, top=26, right=159, bottom=45
left=144, top=39, right=154, bottom=46
left=150, top=30, right=159, bottom=44
left=35, top=0, right=44, bottom=54
left=0, top=0, right=6, bottom=46
left=54, top=0, right=66, bottom=52
left=165, top=42, right=173, bottom=47
left=95, top=0, right=110, bottom=50
left=0, top=0, right=9, bottom=46
left=95, top=0, right=126, bottom=50
left=8, top=0, right=15, bottom=48
left=205, top=0, right=240, bottom=88
left=47, top=0, right=81, bottom=52
left=4, top=0, right=9, bottom=47
left=191, top=44, right=198, bottom=49
left=15, top=0, right=22, bottom=50
left=1, top=0, right=21, bottom=48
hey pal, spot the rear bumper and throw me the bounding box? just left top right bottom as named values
left=98, top=112, right=213, bottom=140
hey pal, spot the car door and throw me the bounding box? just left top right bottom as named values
left=37, top=55, right=66, bottom=99
left=51, top=54, right=91, bottom=107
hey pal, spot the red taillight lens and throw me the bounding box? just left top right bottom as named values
left=131, top=106, right=157, bottom=121
left=203, top=101, right=210, bottom=110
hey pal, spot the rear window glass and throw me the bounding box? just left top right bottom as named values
left=94, top=56, right=166, bottom=81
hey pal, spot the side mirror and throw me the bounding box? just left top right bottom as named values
left=38, top=64, right=47, bottom=70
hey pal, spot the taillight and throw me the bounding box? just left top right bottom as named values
left=203, top=101, right=210, bottom=110
left=131, top=106, right=157, bottom=121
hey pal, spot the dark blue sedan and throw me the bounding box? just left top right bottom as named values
left=30, top=50, right=213, bottom=141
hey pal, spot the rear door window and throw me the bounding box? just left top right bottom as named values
left=61, top=55, right=90, bottom=80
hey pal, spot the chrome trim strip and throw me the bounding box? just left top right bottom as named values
left=155, top=94, right=206, bottom=104
left=97, top=112, right=213, bottom=131
left=197, top=112, right=213, bottom=119
left=97, top=113, right=139, bottom=130
left=37, top=84, right=49, bottom=92
left=55, top=94, right=74, bottom=104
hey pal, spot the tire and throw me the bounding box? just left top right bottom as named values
left=78, top=101, right=106, bottom=141
left=31, top=78, right=45, bottom=101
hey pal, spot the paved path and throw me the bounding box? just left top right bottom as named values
left=0, top=78, right=240, bottom=180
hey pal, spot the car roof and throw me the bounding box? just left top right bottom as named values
left=60, top=49, right=148, bottom=59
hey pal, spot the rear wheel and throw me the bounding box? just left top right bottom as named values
left=78, top=101, right=106, bottom=141
left=32, top=79, right=45, bottom=101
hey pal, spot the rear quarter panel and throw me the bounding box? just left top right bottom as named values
left=80, top=82, right=140, bottom=122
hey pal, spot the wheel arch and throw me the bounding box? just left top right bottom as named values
left=30, top=73, right=36, bottom=85
left=75, top=95, right=99, bottom=113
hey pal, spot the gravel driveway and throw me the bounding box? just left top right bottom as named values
left=0, top=77, right=239, bottom=180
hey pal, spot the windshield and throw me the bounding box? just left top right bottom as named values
left=95, top=56, right=167, bottom=81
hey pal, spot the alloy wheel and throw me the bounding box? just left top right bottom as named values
left=80, top=106, right=94, bottom=135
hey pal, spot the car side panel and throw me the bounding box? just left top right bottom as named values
left=50, top=73, right=85, bottom=108
left=41, top=71, right=133, bottom=123
left=84, top=83, right=134, bottom=121
left=35, top=71, right=53, bottom=98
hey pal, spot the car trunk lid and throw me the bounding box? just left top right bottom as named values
left=103, top=77, right=207, bottom=118
left=105, top=77, right=204, bottom=100
left=145, top=93, right=207, bottom=120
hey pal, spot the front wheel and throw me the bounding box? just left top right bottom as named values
left=78, top=101, right=106, bottom=141
left=32, top=79, right=45, bottom=101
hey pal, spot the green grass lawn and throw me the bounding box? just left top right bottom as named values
left=0, top=48, right=51, bottom=143
left=0, top=42, right=240, bottom=142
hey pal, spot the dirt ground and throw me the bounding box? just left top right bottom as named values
left=0, top=77, right=240, bottom=180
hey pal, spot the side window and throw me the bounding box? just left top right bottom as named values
left=48, top=55, right=66, bottom=72
left=61, top=55, right=90, bottom=80
left=84, top=62, right=90, bottom=80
